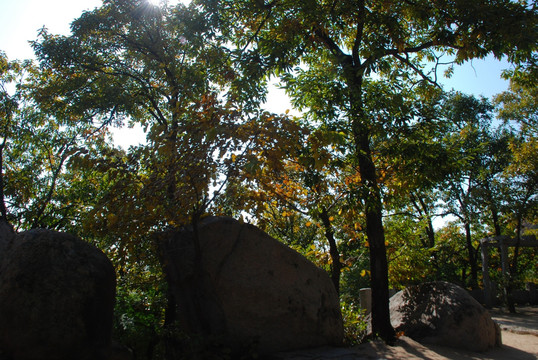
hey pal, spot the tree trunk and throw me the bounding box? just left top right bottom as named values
left=0, top=138, right=8, bottom=222
left=417, top=196, right=436, bottom=249
left=30, top=143, right=72, bottom=229
left=342, top=57, right=395, bottom=342
left=510, top=216, right=523, bottom=289
left=507, top=214, right=523, bottom=313
left=425, top=219, right=435, bottom=248
left=354, top=128, right=395, bottom=343
left=485, top=182, right=502, bottom=237
left=491, top=206, right=502, bottom=237
left=464, top=222, right=478, bottom=289
left=159, top=214, right=227, bottom=359
left=319, top=208, right=342, bottom=295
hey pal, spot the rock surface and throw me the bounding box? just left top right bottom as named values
left=0, top=228, right=116, bottom=360
left=157, top=216, right=343, bottom=356
left=389, top=281, right=500, bottom=352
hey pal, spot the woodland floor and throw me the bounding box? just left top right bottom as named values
left=274, top=306, right=538, bottom=360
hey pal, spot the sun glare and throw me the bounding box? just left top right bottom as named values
left=146, top=0, right=186, bottom=6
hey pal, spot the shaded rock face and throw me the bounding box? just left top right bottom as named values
left=390, top=281, right=500, bottom=352
left=158, top=216, right=343, bottom=356
left=0, top=229, right=116, bottom=360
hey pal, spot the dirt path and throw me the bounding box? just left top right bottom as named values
left=351, top=330, right=538, bottom=360
left=490, top=306, right=538, bottom=336
left=275, top=306, right=538, bottom=360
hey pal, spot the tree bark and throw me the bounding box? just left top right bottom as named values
left=319, top=208, right=342, bottom=295
left=464, top=222, right=478, bottom=289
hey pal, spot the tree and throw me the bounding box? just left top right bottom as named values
left=30, top=0, right=271, bottom=252
left=0, top=52, right=111, bottom=232
left=210, top=0, right=537, bottom=341
left=495, top=63, right=538, bottom=312
left=31, top=2, right=257, bottom=355
left=0, top=52, right=21, bottom=223
left=439, top=92, right=497, bottom=289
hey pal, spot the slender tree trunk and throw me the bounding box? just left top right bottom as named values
left=491, top=206, right=502, bottom=237
left=31, top=145, right=71, bottom=229
left=0, top=137, right=13, bottom=246
left=485, top=182, right=502, bottom=237
left=417, top=196, right=436, bottom=249
left=425, top=215, right=440, bottom=276
left=507, top=213, right=523, bottom=313
left=425, top=219, right=435, bottom=248
left=511, top=215, right=523, bottom=284
left=0, top=138, right=8, bottom=222
left=464, top=222, right=478, bottom=289
left=319, top=208, right=342, bottom=295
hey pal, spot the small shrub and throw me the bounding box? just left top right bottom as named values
left=340, top=301, right=368, bottom=346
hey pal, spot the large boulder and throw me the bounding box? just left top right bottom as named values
left=157, top=216, right=343, bottom=356
left=389, top=281, right=501, bottom=352
left=0, top=228, right=116, bottom=360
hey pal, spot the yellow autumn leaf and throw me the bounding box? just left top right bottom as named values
left=306, top=221, right=312, bottom=227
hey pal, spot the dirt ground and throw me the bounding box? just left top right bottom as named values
left=354, top=306, right=538, bottom=360
left=352, top=330, right=538, bottom=360
left=275, top=306, right=538, bottom=360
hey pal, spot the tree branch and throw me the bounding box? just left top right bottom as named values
left=313, top=27, right=351, bottom=65
left=240, top=0, right=279, bottom=55
left=352, top=0, right=366, bottom=67
left=392, top=53, right=441, bottom=88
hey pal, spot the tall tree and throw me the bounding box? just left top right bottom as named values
left=440, top=92, right=497, bottom=289
left=495, top=62, right=538, bottom=312
left=31, top=2, right=271, bottom=355
left=32, top=0, right=242, bottom=227
left=210, top=0, right=537, bottom=341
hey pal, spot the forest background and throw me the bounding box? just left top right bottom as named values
left=0, top=0, right=537, bottom=357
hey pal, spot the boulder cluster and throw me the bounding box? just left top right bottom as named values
left=0, top=216, right=502, bottom=358
left=0, top=217, right=343, bottom=358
